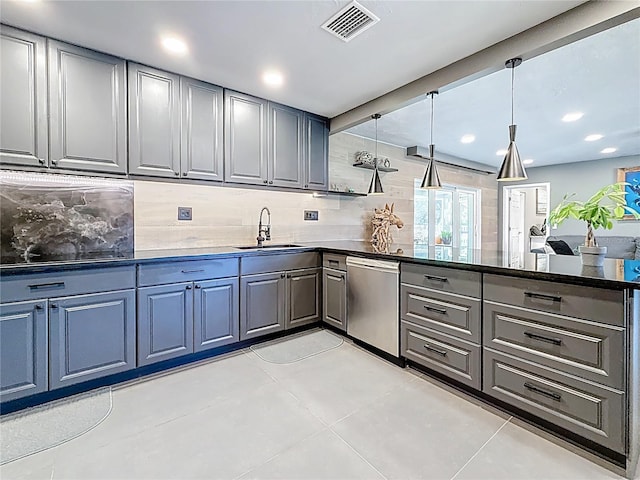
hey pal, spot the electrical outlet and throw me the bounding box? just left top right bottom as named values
left=178, top=207, right=192, bottom=221
left=304, top=210, right=319, bottom=221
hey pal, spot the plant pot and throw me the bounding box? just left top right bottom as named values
left=578, top=245, right=607, bottom=267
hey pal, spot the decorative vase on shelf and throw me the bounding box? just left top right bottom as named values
left=578, top=245, right=607, bottom=267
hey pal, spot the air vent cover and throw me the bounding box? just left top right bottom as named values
left=321, top=1, right=380, bottom=42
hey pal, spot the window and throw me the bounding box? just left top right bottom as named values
left=413, top=180, right=481, bottom=261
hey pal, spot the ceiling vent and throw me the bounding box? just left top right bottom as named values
left=321, top=1, right=380, bottom=42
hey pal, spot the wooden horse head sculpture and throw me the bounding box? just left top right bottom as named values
left=371, top=203, right=404, bottom=251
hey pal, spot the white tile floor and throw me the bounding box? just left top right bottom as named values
left=0, top=331, right=625, bottom=480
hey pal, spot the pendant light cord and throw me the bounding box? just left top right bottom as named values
left=430, top=93, right=434, bottom=145
left=511, top=64, right=515, bottom=125
left=375, top=115, right=378, bottom=162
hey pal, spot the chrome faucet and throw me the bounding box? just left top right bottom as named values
left=257, top=207, right=271, bottom=247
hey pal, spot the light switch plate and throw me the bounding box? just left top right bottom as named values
left=304, top=210, right=319, bottom=221
left=178, top=207, right=192, bottom=221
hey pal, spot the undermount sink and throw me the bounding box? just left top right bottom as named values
left=234, top=244, right=302, bottom=250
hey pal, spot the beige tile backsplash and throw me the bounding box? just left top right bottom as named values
left=134, top=132, right=498, bottom=251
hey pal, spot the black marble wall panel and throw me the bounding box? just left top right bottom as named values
left=1, top=172, right=133, bottom=262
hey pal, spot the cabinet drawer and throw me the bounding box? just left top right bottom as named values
left=401, top=284, right=480, bottom=343
left=484, top=301, right=625, bottom=390
left=1, top=266, right=136, bottom=303
left=483, top=274, right=624, bottom=326
left=483, top=348, right=624, bottom=453
left=138, top=258, right=239, bottom=286
left=241, top=252, right=320, bottom=275
left=401, top=321, right=481, bottom=390
left=401, top=263, right=481, bottom=299
left=323, top=253, right=346, bottom=271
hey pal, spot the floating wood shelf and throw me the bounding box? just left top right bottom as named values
left=353, top=162, right=398, bottom=173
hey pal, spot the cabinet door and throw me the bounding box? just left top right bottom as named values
left=268, top=103, right=303, bottom=188
left=49, top=290, right=135, bottom=389
left=287, top=268, right=321, bottom=329
left=180, top=77, right=224, bottom=181
left=194, top=277, right=239, bottom=352
left=0, top=300, right=47, bottom=402
left=138, top=283, right=194, bottom=366
left=304, top=113, right=329, bottom=191
left=240, top=272, right=285, bottom=340
left=128, top=63, right=181, bottom=177
left=323, top=268, right=346, bottom=331
left=48, top=40, right=127, bottom=173
left=0, top=26, right=47, bottom=168
left=224, top=90, right=268, bottom=185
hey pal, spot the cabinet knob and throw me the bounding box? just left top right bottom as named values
left=194, top=284, right=201, bottom=289
left=50, top=159, right=58, bottom=166
left=263, top=180, right=268, bottom=184
left=182, top=172, right=187, bottom=177
left=268, top=181, right=274, bottom=184
left=50, top=304, right=58, bottom=309
left=38, top=158, right=45, bottom=165
left=305, top=184, right=308, bottom=188
left=174, top=172, right=180, bottom=176
left=280, top=273, right=285, bottom=278
left=186, top=285, right=192, bottom=290
left=34, top=304, right=44, bottom=310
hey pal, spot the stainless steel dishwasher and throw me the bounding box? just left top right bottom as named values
left=346, top=256, right=400, bottom=357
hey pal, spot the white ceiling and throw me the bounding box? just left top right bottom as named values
left=347, top=18, right=640, bottom=169
left=0, top=0, right=584, bottom=118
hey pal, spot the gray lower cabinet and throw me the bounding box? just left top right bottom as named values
left=48, top=40, right=127, bottom=173
left=287, top=268, right=321, bottom=329
left=194, top=278, right=239, bottom=351
left=180, top=77, right=224, bottom=181
left=269, top=102, right=304, bottom=188
left=0, top=300, right=48, bottom=402
left=241, top=272, right=286, bottom=340
left=0, top=26, right=48, bottom=168
left=224, top=90, right=268, bottom=185
left=128, top=63, right=181, bottom=177
left=304, top=113, right=329, bottom=191
left=137, top=282, right=194, bottom=366
left=323, top=267, right=346, bottom=331
left=49, top=290, right=136, bottom=389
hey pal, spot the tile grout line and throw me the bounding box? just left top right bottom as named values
left=328, top=427, right=389, bottom=480
left=448, top=415, right=513, bottom=480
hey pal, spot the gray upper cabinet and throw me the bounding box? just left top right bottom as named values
left=138, top=282, right=194, bottom=366
left=0, top=300, right=48, bottom=402
left=48, top=41, right=127, bottom=174
left=180, top=77, right=224, bottom=181
left=304, top=114, right=329, bottom=191
left=0, top=26, right=48, bottom=168
left=287, top=268, right=321, bottom=329
left=240, top=272, right=285, bottom=340
left=268, top=102, right=303, bottom=188
left=128, top=63, right=181, bottom=177
left=224, top=90, right=268, bottom=185
left=194, top=277, right=239, bottom=352
left=49, top=290, right=135, bottom=389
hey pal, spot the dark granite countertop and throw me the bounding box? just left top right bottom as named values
left=1, top=241, right=638, bottom=289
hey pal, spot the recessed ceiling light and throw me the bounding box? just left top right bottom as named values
left=522, top=159, right=534, bottom=165
left=262, top=70, right=284, bottom=87
left=161, top=36, right=188, bottom=55
left=496, top=149, right=508, bottom=156
left=562, top=112, right=584, bottom=122
left=460, top=134, right=475, bottom=144
left=584, top=134, right=603, bottom=142
left=601, top=147, right=617, bottom=154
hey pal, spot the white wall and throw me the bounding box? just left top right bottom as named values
left=506, top=155, right=640, bottom=239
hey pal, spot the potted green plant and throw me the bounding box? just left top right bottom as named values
left=548, top=182, right=640, bottom=266
left=440, top=230, right=452, bottom=245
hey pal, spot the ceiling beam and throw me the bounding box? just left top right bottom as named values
left=329, top=2, right=640, bottom=134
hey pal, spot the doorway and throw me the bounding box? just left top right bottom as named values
left=501, top=182, right=550, bottom=267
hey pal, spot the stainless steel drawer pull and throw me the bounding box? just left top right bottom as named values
left=524, top=331, right=562, bottom=346
left=424, top=275, right=448, bottom=282
left=524, top=382, right=562, bottom=401
left=423, top=344, right=447, bottom=356
left=328, top=259, right=339, bottom=265
left=181, top=269, right=205, bottom=274
left=28, top=282, right=65, bottom=290
left=524, top=292, right=562, bottom=303
left=424, top=305, right=447, bottom=315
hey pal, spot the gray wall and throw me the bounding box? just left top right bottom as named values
left=504, top=155, right=639, bottom=242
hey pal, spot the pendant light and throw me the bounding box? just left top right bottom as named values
left=420, top=91, right=442, bottom=189
left=497, top=57, right=528, bottom=181
left=368, top=113, right=384, bottom=195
